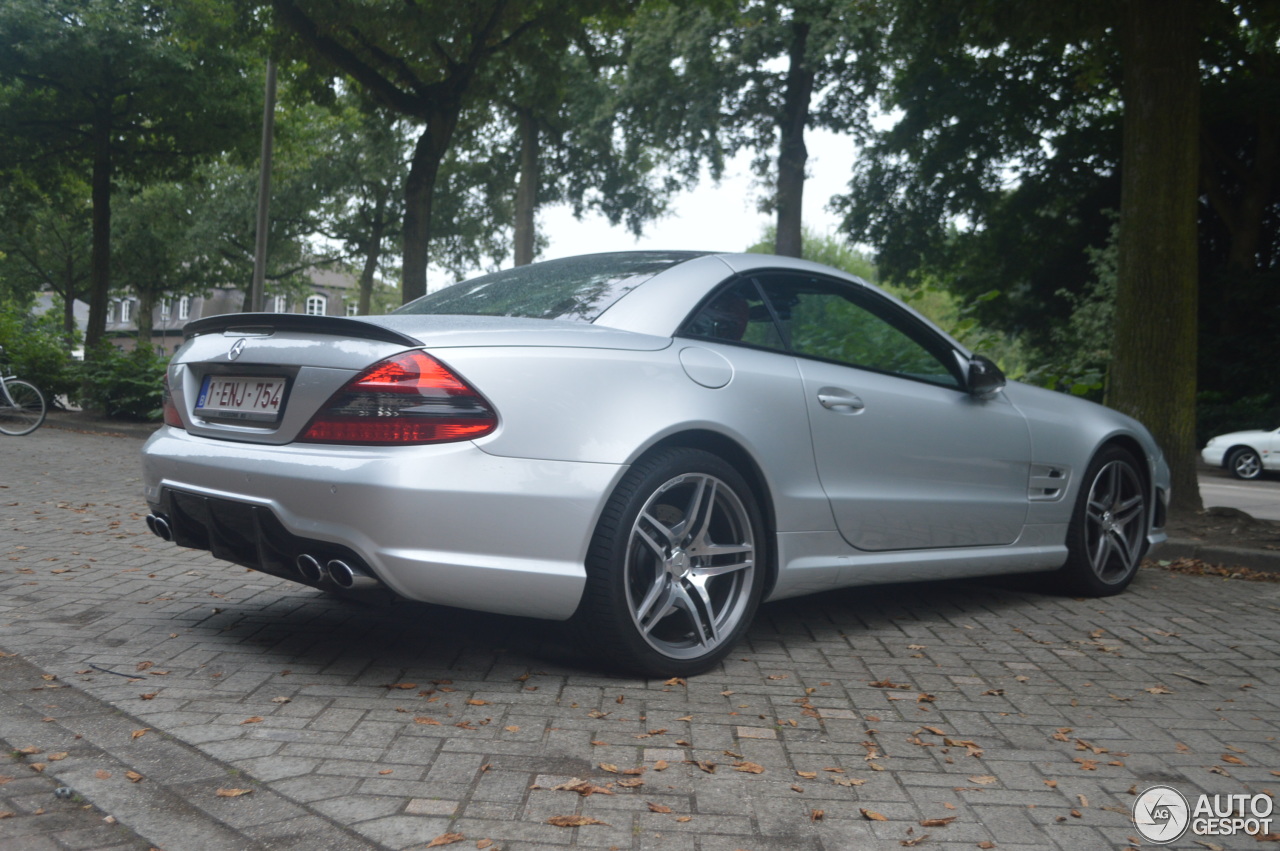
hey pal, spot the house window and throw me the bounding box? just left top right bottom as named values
left=305, top=295, right=327, bottom=316
left=346, top=301, right=359, bottom=317
left=119, top=299, right=131, bottom=324
left=159, top=298, right=171, bottom=319
left=273, top=295, right=288, bottom=313
left=178, top=296, right=191, bottom=320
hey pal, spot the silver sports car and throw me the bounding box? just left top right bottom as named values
left=142, top=251, right=1170, bottom=676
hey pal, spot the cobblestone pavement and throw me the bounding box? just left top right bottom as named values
left=2, top=427, right=1278, bottom=851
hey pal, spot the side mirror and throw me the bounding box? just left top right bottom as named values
left=967, top=354, right=1006, bottom=397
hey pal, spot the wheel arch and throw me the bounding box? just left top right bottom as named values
left=1096, top=432, right=1166, bottom=534
left=640, top=429, right=781, bottom=599
left=1224, top=444, right=1258, bottom=466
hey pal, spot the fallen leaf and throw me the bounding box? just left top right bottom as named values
left=647, top=802, right=672, bottom=813
left=733, top=761, right=765, bottom=774
left=653, top=760, right=668, bottom=771
left=546, top=778, right=613, bottom=797
left=968, top=775, right=997, bottom=785
left=476, top=841, right=493, bottom=849
left=425, top=833, right=465, bottom=847
left=125, top=771, right=143, bottom=783
left=833, top=776, right=866, bottom=787
left=868, top=678, right=911, bottom=690
left=1221, top=754, right=1247, bottom=765
left=466, top=699, right=489, bottom=706
left=791, top=784, right=805, bottom=793
left=811, top=808, right=825, bottom=821
left=29, top=763, right=46, bottom=772
left=17, top=746, right=41, bottom=755
left=95, top=770, right=112, bottom=780
left=271, top=696, right=291, bottom=704
left=215, top=788, right=253, bottom=797
left=136, top=661, right=154, bottom=671
left=140, top=693, right=158, bottom=700
left=546, top=815, right=608, bottom=827
left=241, top=716, right=264, bottom=724
left=504, top=726, right=520, bottom=733
left=797, top=770, right=818, bottom=779
left=131, top=728, right=148, bottom=740
left=47, top=752, right=67, bottom=761
left=901, top=835, right=930, bottom=847
left=379, top=769, right=393, bottom=775
left=598, top=763, right=619, bottom=774
left=676, top=816, right=692, bottom=822
left=695, top=760, right=716, bottom=773
left=383, top=682, right=417, bottom=689
left=617, top=778, right=644, bottom=788
left=861, top=808, right=888, bottom=821
left=921, top=816, right=957, bottom=827
left=414, top=717, right=441, bottom=725
left=978, top=843, right=996, bottom=849
left=1144, top=685, right=1173, bottom=695
left=665, top=677, right=686, bottom=687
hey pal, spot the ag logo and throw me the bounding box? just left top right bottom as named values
left=1133, top=785, right=1190, bottom=844
left=228, top=338, right=247, bottom=361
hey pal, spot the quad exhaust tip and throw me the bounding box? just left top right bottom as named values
left=294, top=554, right=324, bottom=583
left=145, top=514, right=172, bottom=542
left=326, top=559, right=379, bottom=590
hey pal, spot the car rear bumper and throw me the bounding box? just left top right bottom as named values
left=141, top=427, right=625, bottom=620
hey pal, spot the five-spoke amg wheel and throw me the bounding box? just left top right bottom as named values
left=576, top=447, right=765, bottom=677
left=1227, top=447, right=1263, bottom=480
left=1056, top=447, right=1149, bottom=596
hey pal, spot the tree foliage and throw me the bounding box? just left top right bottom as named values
left=0, top=0, right=259, bottom=349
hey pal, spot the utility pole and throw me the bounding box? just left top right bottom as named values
left=249, top=59, right=277, bottom=313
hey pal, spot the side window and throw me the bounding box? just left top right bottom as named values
left=682, top=279, right=785, bottom=351
left=757, top=274, right=961, bottom=389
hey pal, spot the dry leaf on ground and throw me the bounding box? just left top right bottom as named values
left=546, top=815, right=608, bottom=827
left=215, top=788, right=253, bottom=798
left=425, top=833, right=465, bottom=847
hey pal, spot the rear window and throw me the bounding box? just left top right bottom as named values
left=394, top=251, right=705, bottom=321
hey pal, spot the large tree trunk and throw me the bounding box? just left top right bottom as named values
left=1110, top=0, right=1202, bottom=516
left=513, top=108, right=539, bottom=266
left=775, top=20, right=814, bottom=259
left=86, top=104, right=112, bottom=349
left=402, top=110, right=460, bottom=304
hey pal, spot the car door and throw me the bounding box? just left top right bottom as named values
left=752, top=273, right=1032, bottom=551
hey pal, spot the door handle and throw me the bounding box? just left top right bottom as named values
left=818, top=392, right=865, bottom=411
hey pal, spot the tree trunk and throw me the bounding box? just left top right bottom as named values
left=62, top=254, right=77, bottom=342
left=775, top=21, right=815, bottom=259
left=357, top=195, right=386, bottom=316
left=1110, top=0, right=1201, bottom=516
left=513, top=108, right=540, bottom=266
left=86, top=103, right=112, bottom=349
left=401, top=110, right=460, bottom=304
left=135, top=289, right=155, bottom=351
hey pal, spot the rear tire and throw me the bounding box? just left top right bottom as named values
left=1227, top=447, right=1263, bottom=480
left=573, top=447, right=766, bottom=677
left=1052, top=447, right=1148, bottom=597
left=0, top=380, right=46, bottom=436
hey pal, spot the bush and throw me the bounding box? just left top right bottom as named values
left=78, top=343, right=168, bottom=421
left=0, top=302, right=82, bottom=405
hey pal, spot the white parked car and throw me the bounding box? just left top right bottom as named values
left=1202, top=427, right=1280, bottom=480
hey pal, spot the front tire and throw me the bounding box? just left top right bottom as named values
left=0, top=380, right=46, bottom=436
left=574, top=447, right=766, bottom=677
left=1227, top=447, right=1263, bottom=480
left=1053, top=447, right=1148, bottom=597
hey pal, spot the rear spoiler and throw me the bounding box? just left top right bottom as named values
left=183, top=313, right=423, bottom=347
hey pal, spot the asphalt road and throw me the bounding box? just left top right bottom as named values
left=1199, top=466, right=1280, bottom=520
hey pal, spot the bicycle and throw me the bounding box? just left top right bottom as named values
left=0, top=345, right=47, bottom=436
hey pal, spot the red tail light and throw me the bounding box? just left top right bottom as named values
left=299, top=351, right=497, bottom=445
left=162, top=373, right=184, bottom=428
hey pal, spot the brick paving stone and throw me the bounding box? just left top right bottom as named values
left=3, top=428, right=1280, bottom=849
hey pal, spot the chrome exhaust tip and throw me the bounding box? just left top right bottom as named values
left=294, top=554, right=324, bottom=583
left=326, top=559, right=379, bottom=590
left=145, top=514, right=172, bottom=542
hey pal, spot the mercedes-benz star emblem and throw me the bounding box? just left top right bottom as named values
left=228, top=338, right=247, bottom=361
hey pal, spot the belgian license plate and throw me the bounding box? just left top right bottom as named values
left=196, top=375, right=286, bottom=422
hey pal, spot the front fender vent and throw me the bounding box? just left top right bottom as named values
left=1028, top=465, right=1070, bottom=502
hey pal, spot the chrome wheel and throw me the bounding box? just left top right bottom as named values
left=1082, top=458, right=1146, bottom=586
left=1053, top=447, right=1148, bottom=596
left=576, top=447, right=765, bottom=676
left=1229, top=448, right=1262, bottom=480
left=625, top=472, right=755, bottom=661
